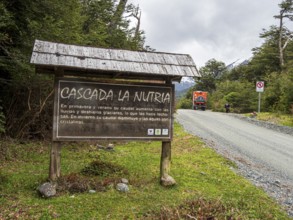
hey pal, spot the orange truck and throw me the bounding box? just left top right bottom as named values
left=192, top=91, right=208, bottom=110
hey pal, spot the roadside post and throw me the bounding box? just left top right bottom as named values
left=30, top=40, right=200, bottom=185
left=256, top=81, right=264, bottom=113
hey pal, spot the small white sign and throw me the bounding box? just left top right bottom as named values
left=147, top=129, right=154, bottom=136
left=162, top=129, right=169, bottom=135
left=256, top=81, right=264, bottom=92
left=155, top=129, right=161, bottom=135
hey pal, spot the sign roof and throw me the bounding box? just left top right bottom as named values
left=30, top=40, right=200, bottom=81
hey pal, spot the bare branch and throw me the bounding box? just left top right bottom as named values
left=282, top=36, right=292, bottom=51
left=38, top=89, right=54, bottom=115
left=27, top=88, right=32, bottom=111
left=17, top=89, right=54, bottom=138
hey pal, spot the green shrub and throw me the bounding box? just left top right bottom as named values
left=176, top=97, right=192, bottom=109
left=210, top=81, right=256, bottom=113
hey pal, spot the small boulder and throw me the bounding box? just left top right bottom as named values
left=116, top=183, right=129, bottom=192
left=160, top=175, right=176, bottom=187
left=96, top=144, right=105, bottom=150
left=250, top=111, right=257, bottom=118
left=106, top=143, right=114, bottom=151
left=38, top=182, right=56, bottom=198
left=121, top=178, right=129, bottom=184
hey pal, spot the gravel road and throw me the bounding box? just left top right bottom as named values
left=176, top=109, right=293, bottom=216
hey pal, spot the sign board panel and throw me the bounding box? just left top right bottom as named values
left=53, top=78, right=173, bottom=141
left=256, top=81, right=264, bottom=92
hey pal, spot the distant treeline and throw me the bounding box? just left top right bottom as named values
left=177, top=1, right=293, bottom=115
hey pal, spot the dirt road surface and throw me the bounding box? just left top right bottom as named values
left=176, top=109, right=293, bottom=215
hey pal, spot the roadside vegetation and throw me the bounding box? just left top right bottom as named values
left=244, top=112, right=293, bottom=127
left=177, top=1, right=293, bottom=117
left=0, top=123, right=290, bottom=219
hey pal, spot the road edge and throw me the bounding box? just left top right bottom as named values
left=228, top=113, right=293, bottom=136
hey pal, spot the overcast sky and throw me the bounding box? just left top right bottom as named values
left=128, top=0, right=288, bottom=68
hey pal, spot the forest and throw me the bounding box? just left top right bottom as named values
left=0, top=0, right=292, bottom=140
left=178, top=0, right=293, bottom=115
left=0, top=0, right=146, bottom=139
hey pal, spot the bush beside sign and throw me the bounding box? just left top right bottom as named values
left=53, top=78, right=174, bottom=141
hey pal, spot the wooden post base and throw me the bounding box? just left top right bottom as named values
left=49, top=142, right=61, bottom=181
left=160, top=141, right=176, bottom=186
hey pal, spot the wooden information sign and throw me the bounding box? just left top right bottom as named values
left=53, top=78, right=174, bottom=141
left=31, top=40, right=200, bottom=184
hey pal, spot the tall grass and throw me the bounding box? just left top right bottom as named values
left=256, top=112, right=293, bottom=127
left=0, top=123, right=290, bottom=219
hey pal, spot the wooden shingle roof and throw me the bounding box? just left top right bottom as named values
left=30, top=40, right=200, bottom=81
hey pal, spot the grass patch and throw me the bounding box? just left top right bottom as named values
left=256, top=112, right=293, bottom=127
left=81, top=159, right=129, bottom=177
left=0, top=123, right=290, bottom=219
left=245, top=112, right=293, bottom=127
left=143, top=197, right=242, bottom=219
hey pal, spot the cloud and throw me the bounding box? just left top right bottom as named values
left=129, top=0, right=283, bottom=67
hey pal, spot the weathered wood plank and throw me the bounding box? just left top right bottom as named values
left=31, top=52, right=197, bottom=76
left=31, top=40, right=200, bottom=78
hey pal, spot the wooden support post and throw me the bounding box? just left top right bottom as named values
left=49, top=68, right=64, bottom=182
left=160, top=141, right=176, bottom=186
left=160, top=141, right=171, bottom=176
left=49, top=142, right=61, bottom=181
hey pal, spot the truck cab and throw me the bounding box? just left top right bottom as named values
left=193, top=91, right=208, bottom=111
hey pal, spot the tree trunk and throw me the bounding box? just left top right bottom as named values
left=132, top=7, right=141, bottom=40
left=278, top=14, right=285, bottom=67
left=108, top=0, right=128, bottom=34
